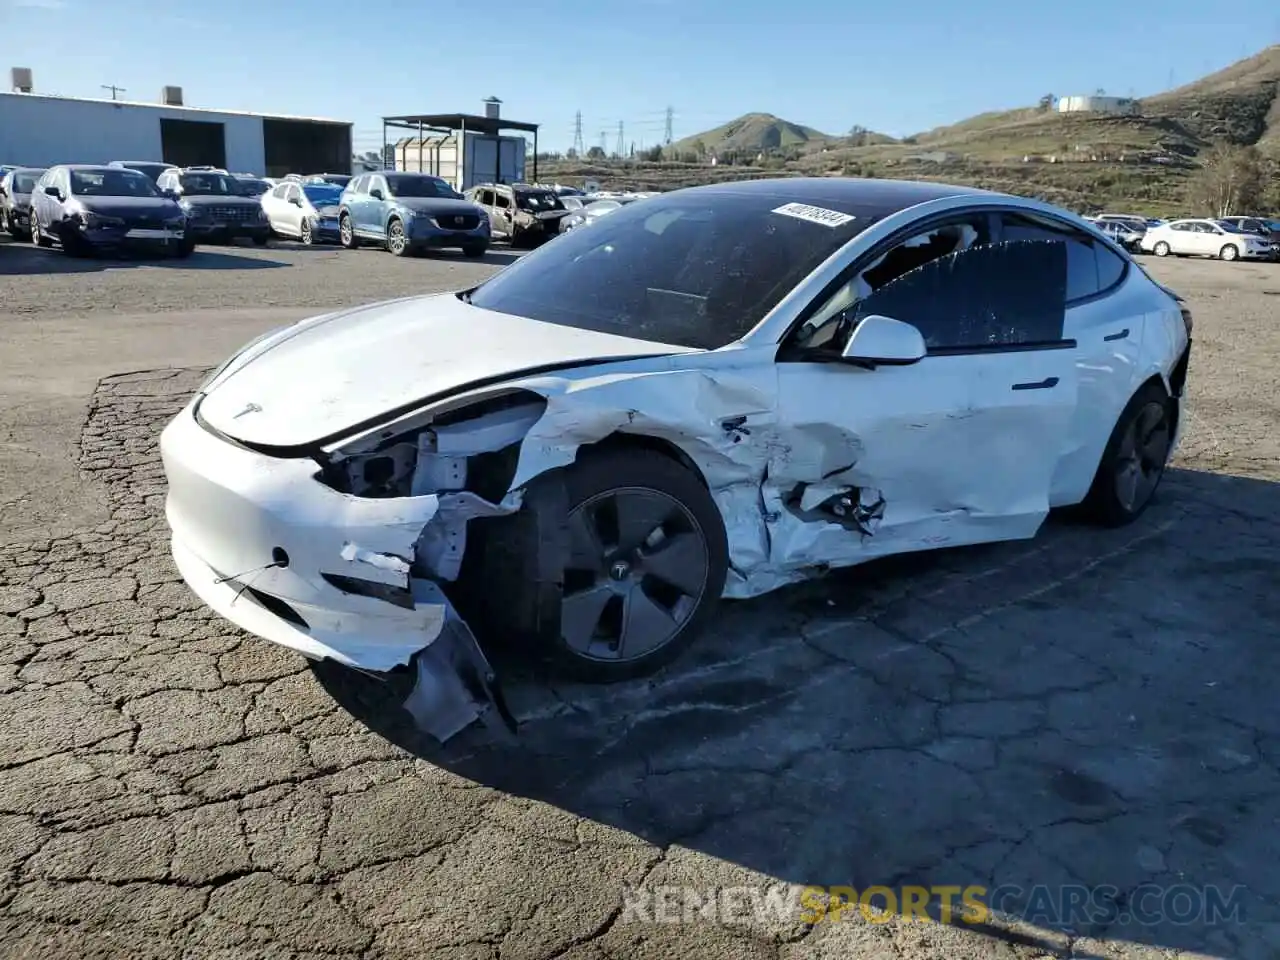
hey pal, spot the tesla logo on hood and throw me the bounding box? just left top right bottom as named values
left=232, top=402, right=263, bottom=419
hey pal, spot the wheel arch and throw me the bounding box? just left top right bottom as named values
left=572, top=431, right=712, bottom=491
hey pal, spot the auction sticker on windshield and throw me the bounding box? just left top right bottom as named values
left=772, top=202, right=855, bottom=228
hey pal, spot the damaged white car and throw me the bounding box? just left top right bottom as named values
left=160, top=177, right=1192, bottom=743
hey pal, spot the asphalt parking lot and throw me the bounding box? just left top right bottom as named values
left=1, top=237, right=1278, bottom=959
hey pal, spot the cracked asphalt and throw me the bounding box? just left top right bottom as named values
left=1, top=239, right=1278, bottom=959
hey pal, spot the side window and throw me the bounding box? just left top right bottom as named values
left=286, top=185, right=301, bottom=203
left=271, top=184, right=289, bottom=199
left=495, top=192, right=512, bottom=209
left=477, top=189, right=494, bottom=205
left=852, top=239, right=1069, bottom=350
left=792, top=216, right=991, bottom=353
left=999, top=213, right=1102, bottom=301
left=349, top=175, right=366, bottom=195
left=1095, top=243, right=1127, bottom=291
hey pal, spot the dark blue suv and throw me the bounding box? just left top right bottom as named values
left=338, top=172, right=489, bottom=257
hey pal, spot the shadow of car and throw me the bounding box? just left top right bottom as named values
left=312, top=467, right=1276, bottom=958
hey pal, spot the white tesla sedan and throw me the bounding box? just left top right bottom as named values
left=160, top=178, right=1192, bottom=742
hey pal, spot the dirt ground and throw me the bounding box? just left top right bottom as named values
left=0, top=237, right=1278, bottom=959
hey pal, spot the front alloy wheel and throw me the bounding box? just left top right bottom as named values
left=339, top=214, right=357, bottom=249
left=301, top=220, right=313, bottom=245
left=561, top=487, right=711, bottom=669
left=1219, top=244, right=1238, bottom=261
left=386, top=218, right=409, bottom=256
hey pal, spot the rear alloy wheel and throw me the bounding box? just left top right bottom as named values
left=1084, top=381, right=1174, bottom=527
left=339, top=214, right=358, bottom=249
left=1153, top=241, right=1170, bottom=257
left=1219, top=243, right=1239, bottom=261
left=300, top=220, right=313, bottom=245
left=386, top=218, right=409, bottom=256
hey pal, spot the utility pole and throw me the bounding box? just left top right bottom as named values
left=615, top=121, right=624, bottom=159
left=101, top=84, right=126, bottom=101
left=664, top=106, right=674, bottom=145
left=572, top=111, right=584, bottom=156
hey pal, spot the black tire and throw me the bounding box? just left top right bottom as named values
left=386, top=217, right=410, bottom=256
left=59, top=225, right=90, bottom=258
left=339, top=214, right=359, bottom=249
left=300, top=220, right=313, bottom=245
left=1083, top=380, right=1174, bottom=527
left=1219, top=243, right=1238, bottom=262
left=463, top=242, right=487, bottom=258
left=253, top=234, right=270, bottom=247
left=471, top=449, right=728, bottom=683
left=173, top=238, right=195, bottom=258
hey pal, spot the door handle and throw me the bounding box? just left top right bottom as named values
left=1103, top=328, right=1129, bottom=342
left=1012, top=377, right=1059, bottom=391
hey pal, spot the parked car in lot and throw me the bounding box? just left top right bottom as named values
left=159, top=176, right=1191, bottom=743
left=1095, top=213, right=1150, bottom=234
left=262, top=180, right=344, bottom=244
left=1090, top=217, right=1145, bottom=252
left=1217, top=216, right=1280, bottom=247
left=30, top=165, right=190, bottom=257
left=107, top=160, right=176, bottom=183
left=338, top=171, right=489, bottom=257
left=560, top=196, right=637, bottom=232
left=306, top=173, right=351, bottom=187
left=157, top=168, right=272, bottom=246
left=466, top=182, right=571, bottom=245
left=0, top=166, right=46, bottom=238
left=1141, top=218, right=1276, bottom=261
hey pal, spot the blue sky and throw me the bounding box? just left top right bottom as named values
left=4, top=0, right=1277, bottom=154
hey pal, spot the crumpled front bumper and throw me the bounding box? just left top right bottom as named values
left=159, top=398, right=513, bottom=741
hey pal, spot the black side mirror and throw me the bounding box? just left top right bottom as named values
left=370, top=189, right=383, bottom=201
left=44, top=185, right=61, bottom=199
left=289, top=196, right=302, bottom=207
left=163, top=189, right=180, bottom=201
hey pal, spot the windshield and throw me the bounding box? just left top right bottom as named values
left=468, top=191, right=865, bottom=350
left=180, top=173, right=243, bottom=196
left=303, top=184, right=343, bottom=206
left=515, top=190, right=563, bottom=211
left=12, top=171, right=42, bottom=193
left=387, top=175, right=460, bottom=199
left=70, top=169, right=162, bottom=198
left=238, top=180, right=270, bottom=196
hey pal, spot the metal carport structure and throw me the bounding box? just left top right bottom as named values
left=380, top=111, right=540, bottom=185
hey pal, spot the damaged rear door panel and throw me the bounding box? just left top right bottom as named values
left=772, top=239, right=1077, bottom=568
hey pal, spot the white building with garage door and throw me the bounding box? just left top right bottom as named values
left=0, top=69, right=352, bottom=176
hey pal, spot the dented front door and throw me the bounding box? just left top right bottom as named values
left=772, top=239, right=1078, bottom=564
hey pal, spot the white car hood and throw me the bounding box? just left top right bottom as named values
left=197, top=292, right=689, bottom=449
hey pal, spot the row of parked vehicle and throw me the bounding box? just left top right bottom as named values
left=1085, top=212, right=1280, bottom=262
left=0, top=155, right=662, bottom=259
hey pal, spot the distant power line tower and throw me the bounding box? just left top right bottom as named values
left=598, top=130, right=608, bottom=153
left=572, top=111, right=585, bottom=156
left=664, top=106, right=674, bottom=145
left=615, top=121, right=624, bottom=158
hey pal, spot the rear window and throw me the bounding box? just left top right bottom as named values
left=468, top=192, right=868, bottom=349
